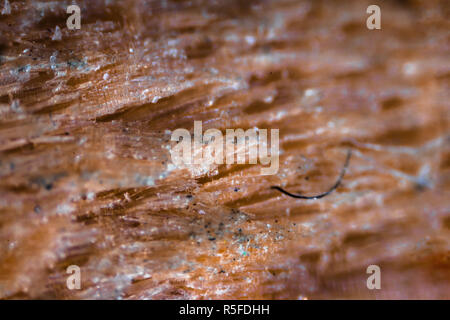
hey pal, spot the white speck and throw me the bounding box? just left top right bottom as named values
left=302, top=222, right=314, bottom=228
left=143, top=177, right=155, bottom=186
left=275, top=110, right=286, bottom=120
left=1, top=0, right=11, bottom=15
left=199, top=210, right=206, bottom=215
left=50, top=51, right=58, bottom=70
left=245, top=35, right=256, bottom=45
left=403, top=62, right=418, bottom=76
left=152, top=96, right=161, bottom=103
left=129, top=48, right=134, bottom=53
left=304, top=88, right=318, bottom=98
left=103, top=73, right=109, bottom=81
left=106, top=150, right=115, bottom=159
left=78, top=137, right=87, bottom=145
left=264, top=95, right=274, bottom=103
left=315, top=127, right=325, bottom=135
left=52, top=26, right=62, bottom=41
left=167, top=39, right=178, bottom=46
left=163, top=48, right=179, bottom=58
left=56, top=204, right=74, bottom=215
left=215, top=288, right=229, bottom=295
left=10, top=100, right=22, bottom=113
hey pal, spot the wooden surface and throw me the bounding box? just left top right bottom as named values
left=0, top=0, right=449, bottom=299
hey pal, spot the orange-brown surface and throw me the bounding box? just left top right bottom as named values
left=0, top=0, right=449, bottom=299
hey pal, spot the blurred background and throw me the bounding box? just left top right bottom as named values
left=0, top=0, right=449, bottom=299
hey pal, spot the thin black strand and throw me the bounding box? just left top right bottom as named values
left=271, top=149, right=352, bottom=200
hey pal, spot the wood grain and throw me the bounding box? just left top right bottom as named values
left=0, top=0, right=449, bottom=299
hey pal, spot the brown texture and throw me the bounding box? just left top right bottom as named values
left=0, top=0, right=449, bottom=299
